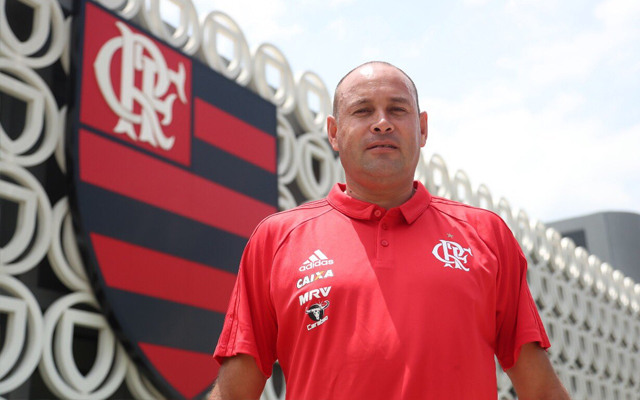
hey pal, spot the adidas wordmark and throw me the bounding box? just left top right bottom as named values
left=299, top=250, right=334, bottom=271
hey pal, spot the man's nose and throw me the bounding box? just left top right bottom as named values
left=371, top=113, right=394, bottom=133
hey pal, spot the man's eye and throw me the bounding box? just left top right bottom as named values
left=353, top=109, right=369, bottom=115
left=390, top=107, right=407, bottom=113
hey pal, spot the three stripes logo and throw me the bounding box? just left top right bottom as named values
left=299, top=249, right=334, bottom=271
left=68, top=2, right=277, bottom=399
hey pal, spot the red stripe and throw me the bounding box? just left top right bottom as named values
left=91, top=233, right=236, bottom=313
left=79, top=129, right=275, bottom=238
left=139, top=342, right=219, bottom=399
left=194, top=98, right=276, bottom=173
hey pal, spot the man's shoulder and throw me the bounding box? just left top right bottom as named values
left=429, top=196, right=506, bottom=229
left=252, top=198, right=334, bottom=238
left=428, top=196, right=521, bottom=256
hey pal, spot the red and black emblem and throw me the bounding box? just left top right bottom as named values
left=67, top=2, right=278, bottom=398
left=306, top=301, right=330, bottom=322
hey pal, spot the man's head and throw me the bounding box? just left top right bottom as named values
left=332, top=61, right=420, bottom=121
left=327, top=62, right=428, bottom=191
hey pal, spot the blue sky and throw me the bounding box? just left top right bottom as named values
left=188, top=0, right=640, bottom=222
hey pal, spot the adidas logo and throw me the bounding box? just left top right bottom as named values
left=299, top=249, right=334, bottom=271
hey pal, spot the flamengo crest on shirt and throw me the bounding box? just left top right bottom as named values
left=432, top=240, right=473, bottom=271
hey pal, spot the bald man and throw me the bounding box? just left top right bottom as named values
left=209, top=62, right=570, bottom=400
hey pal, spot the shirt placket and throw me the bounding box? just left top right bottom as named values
left=372, top=207, right=396, bottom=268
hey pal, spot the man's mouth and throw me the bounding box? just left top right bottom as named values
left=368, top=144, right=398, bottom=149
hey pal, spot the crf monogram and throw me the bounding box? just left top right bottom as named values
left=94, top=22, right=186, bottom=150
left=432, top=240, right=473, bottom=271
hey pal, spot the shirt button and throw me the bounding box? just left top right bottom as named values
left=374, top=210, right=382, bottom=217
left=381, top=240, right=389, bottom=247
left=381, top=223, right=388, bottom=230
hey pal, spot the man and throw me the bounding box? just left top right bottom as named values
left=210, top=62, right=570, bottom=399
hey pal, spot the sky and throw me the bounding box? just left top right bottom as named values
left=185, top=0, right=640, bottom=223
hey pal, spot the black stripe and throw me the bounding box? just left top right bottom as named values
left=104, top=288, right=224, bottom=354
left=78, top=183, right=247, bottom=273
left=192, top=61, right=277, bottom=136
left=75, top=125, right=277, bottom=206
left=192, top=138, right=277, bottom=205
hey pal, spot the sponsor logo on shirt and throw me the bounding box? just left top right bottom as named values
left=296, top=270, right=334, bottom=289
left=299, top=249, right=334, bottom=271
left=299, top=286, right=332, bottom=306
left=432, top=239, right=473, bottom=271
left=305, top=301, right=330, bottom=330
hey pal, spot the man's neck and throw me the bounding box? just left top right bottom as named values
left=344, top=178, right=416, bottom=210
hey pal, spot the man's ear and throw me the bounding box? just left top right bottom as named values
left=327, top=115, right=339, bottom=151
left=419, top=111, right=428, bottom=147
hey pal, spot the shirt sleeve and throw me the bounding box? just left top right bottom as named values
left=213, top=220, right=278, bottom=378
left=492, top=217, right=550, bottom=371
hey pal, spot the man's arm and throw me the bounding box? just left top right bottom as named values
left=506, top=342, right=571, bottom=400
left=208, top=354, right=267, bottom=400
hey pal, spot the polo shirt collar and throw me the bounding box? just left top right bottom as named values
left=327, top=181, right=432, bottom=224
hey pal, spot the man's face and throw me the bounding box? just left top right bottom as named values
left=327, top=64, right=428, bottom=187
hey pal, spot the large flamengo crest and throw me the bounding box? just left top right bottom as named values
left=68, top=2, right=278, bottom=398
left=93, top=21, right=187, bottom=151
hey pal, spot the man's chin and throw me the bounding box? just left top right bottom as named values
left=360, top=165, right=406, bottom=180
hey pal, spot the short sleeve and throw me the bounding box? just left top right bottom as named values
left=213, top=222, right=278, bottom=377
left=493, top=219, right=550, bottom=371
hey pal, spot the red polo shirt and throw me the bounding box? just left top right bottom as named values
left=214, top=181, right=549, bottom=399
